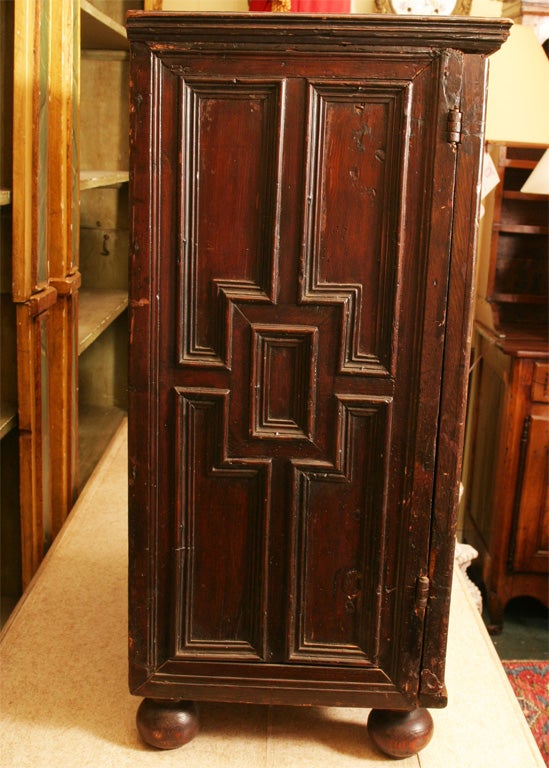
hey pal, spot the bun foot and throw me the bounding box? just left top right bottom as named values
left=367, top=707, right=433, bottom=759
left=136, top=698, right=199, bottom=750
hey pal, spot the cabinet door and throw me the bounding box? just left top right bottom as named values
left=511, top=410, right=549, bottom=573
left=129, top=40, right=463, bottom=703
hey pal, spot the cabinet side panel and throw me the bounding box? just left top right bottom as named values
left=128, top=42, right=160, bottom=688
left=125, top=16, right=509, bottom=705
left=420, top=54, right=489, bottom=707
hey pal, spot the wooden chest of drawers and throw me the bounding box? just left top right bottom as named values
left=126, top=13, right=509, bottom=758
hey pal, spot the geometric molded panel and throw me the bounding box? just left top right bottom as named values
left=173, top=387, right=272, bottom=660
left=176, top=78, right=284, bottom=369
left=301, top=81, right=408, bottom=377
left=250, top=324, right=319, bottom=440
left=288, top=395, right=392, bottom=665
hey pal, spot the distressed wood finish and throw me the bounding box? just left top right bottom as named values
left=127, top=13, right=509, bottom=756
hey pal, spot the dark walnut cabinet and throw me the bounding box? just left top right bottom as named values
left=126, top=13, right=509, bottom=758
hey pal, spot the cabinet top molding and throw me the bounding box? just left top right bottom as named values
left=126, top=12, right=510, bottom=56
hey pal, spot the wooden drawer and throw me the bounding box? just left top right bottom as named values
left=532, top=362, right=549, bottom=403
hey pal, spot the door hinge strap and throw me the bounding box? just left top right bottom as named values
left=415, top=575, right=430, bottom=616
left=447, top=107, right=462, bottom=146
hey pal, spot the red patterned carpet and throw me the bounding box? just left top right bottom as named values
left=503, top=661, right=549, bottom=766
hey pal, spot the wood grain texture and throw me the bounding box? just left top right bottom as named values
left=48, top=0, right=80, bottom=535
left=12, top=0, right=56, bottom=586
left=12, top=0, right=41, bottom=301
left=16, top=301, right=53, bottom=586
left=127, top=12, right=510, bottom=723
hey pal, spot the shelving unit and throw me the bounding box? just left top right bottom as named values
left=0, top=0, right=147, bottom=620
left=77, top=0, right=141, bottom=488
left=476, top=143, right=548, bottom=333
left=1, top=0, right=22, bottom=623
left=78, top=289, right=128, bottom=354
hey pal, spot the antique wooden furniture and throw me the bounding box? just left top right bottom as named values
left=463, top=143, right=549, bottom=629
left=127, top=12, right=509, bottom=758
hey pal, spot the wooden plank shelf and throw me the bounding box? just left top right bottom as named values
left=494, top=223, right=549, bottom=235
left=78, top=289, right=128, bottom=355
left=0, top=403, right=17, bottom=441
left=501, top=158, right=538, bottom=170
left=80, top=170, right=129, bottom=191
left=490, top=293, right=548, bottom=305
left=80, top=0, right=128, bottom=51
left=503, top=190, right=548, bottom=202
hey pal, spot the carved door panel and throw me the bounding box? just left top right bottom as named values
left=511, top=410, right=549, bottom=573
left=129, top=42, right=464, bottom=702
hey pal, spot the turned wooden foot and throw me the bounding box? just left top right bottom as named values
left=367, top=707, right=433, bottom=759
left=136, top=698, right=199, bottom=750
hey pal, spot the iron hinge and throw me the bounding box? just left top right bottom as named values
left=447, top=107, right=463, bottom=147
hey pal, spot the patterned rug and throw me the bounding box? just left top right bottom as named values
left=503, top=661, right=549, bottom=765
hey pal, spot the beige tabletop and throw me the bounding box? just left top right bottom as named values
left=0, top=421, right=544, bottom=767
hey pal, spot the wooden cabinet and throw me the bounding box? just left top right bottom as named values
left=126, top=13, right=508, bottom=758
left=463, top=141, right=548, bottom=629
left=463, top=329, right=548, bottom=627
